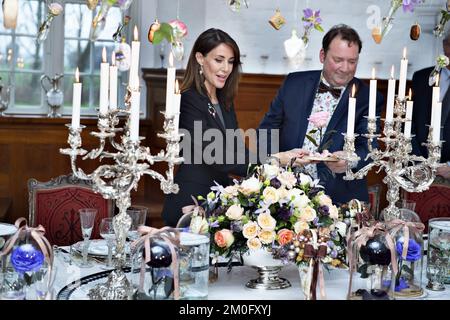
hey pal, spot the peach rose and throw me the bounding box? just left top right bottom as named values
left=329, top=205, right=339, bottom=219
left=257, top=212, right=277, bottom=231
left=225, top=204, right=244, bottom=220
left=247, top=237, right=262, bottom=250
left=277, top=229, right=295, bottom=246
left=316, top=194, right=333, bottom=207
left=242, top=221, right=259, bottom=239
left=214, top=229, right=234, bottom=248
left=258, top=230, right=276, bottom=244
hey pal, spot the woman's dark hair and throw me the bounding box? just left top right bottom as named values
left=322, top=24, right=362, bottom=54
left=182, top=28, right=241, bottom=110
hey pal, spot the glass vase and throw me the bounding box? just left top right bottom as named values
left=426, top=218, right=450, bottom=291
left=89, top=1, right=112, bottom=41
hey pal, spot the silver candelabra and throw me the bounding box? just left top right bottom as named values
left=60, top=103, right=183, bottom=299
left=341, top=96, right=443, bottom=221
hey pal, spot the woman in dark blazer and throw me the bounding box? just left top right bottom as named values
left=162, top=28, right=304, bottom=226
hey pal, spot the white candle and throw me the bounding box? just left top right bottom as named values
left=71, top=67, right=81, bottom=129
left=173, top=79, right=181, bottom=135
left=386, top=65, right=396, bottom=123
left=431, top=74, right=440, bottom=126
left=369, top=67, right=377, bottom=119
left=404, top=89, right=413, bottom=138
left=165, top=52, right=176, bottom=116
left=129, top=90, right=141, bottom=141
left=99, top=47, right=109, bottom=114
left=432, top=102, right=442, bottom=144
left=109, top=52, right=118, bottom=110
left=347, top=84, right=356, bottom=137
left=398, top=47, right=408, bottom=100
left=129, top=26, right=140, bottom=90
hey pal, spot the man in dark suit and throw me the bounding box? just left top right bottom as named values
left=258, top=24, right=384, bottom=204
left=411, top=33, right=450, bottom=179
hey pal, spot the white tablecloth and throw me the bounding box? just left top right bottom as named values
left=53, top=251, right=450, bottom=300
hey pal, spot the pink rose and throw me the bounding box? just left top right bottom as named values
left=214, top=229, right=235, bottom=248
left=308, top=111, right=330, bottom=128
left=169, top=19, right=188, bottom=39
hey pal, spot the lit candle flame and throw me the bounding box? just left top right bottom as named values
left=111, top=51, right=116, bottom=66
left=134, top=25, right=138, bottom=41
left=102, top=47, right=107, bottom=63
left=169, top=51, right=174, bottom=68
left=75, top=67, right=80, bottom=83
left=408, top=88, right=412, bottom=100
left=402, top=47, right=407, bottom=59
left=175, top=79, right=180, bottom=94
left=371, top=67, right=376, bottom=80
left=351, top=84, right=356, bottom=98
left=390, top=65, right=395, bottom=79
left=435, top=73, right=440, bottom=87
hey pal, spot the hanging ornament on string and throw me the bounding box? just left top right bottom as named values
left=227, top=0, right=249, bottom=13
left=169, top=19, right=188, bottom=61
left=284, top=29, right=306, bottom=66
left=113, top=15, right=131, bottom=42
left=410, top=21, right=421, bottom=41
left=269, top=8, right=286, bottom=30
left=117, top=0, right=134, bottom=11
left=89, top=0, right=114, bottom=41
left=114, top=37, right=131, bottom=72
left=86, top=0, right=98, bottom=10
left=2, top=0, right=19, bottom=29
left=36, top=2, right=63, bottom=44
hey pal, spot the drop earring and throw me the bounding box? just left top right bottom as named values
left=199, top=65, right=204, bottom=75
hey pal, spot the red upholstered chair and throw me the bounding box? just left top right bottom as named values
left=402, top=178, right=450, bottom=232
left=28, top=174, right=114, bottom=246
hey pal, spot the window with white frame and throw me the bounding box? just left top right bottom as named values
left=0, top=0, right=130, bottom=116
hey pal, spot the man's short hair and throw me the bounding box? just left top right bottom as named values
left=322, top=24, right=362, bottom=53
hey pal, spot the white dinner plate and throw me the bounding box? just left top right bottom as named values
left=0, top=223, right=17, bottom=237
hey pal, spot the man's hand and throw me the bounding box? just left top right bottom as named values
left=324, top=150, right=348, bottom=174
left=436, top=165, right=450, bottom=179
left=272, top=148, right=311, bottom=166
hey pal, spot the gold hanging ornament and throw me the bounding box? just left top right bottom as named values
left=269, top=8, right=286, bottom=30
left=147, top=19, right=161, bottom=43
left=2, top=0, right=19, bottom=29
left=410, top=22, right=421, bottom=41
left=371, top=26, right=382, bottom=44
left=86, top=0, right=98, bottom=10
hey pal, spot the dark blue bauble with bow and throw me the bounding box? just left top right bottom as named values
left=360, top=236, right=391, bottom=266
left=11, top=244, right=45, bottom=273
left=144, top=240, right=172, bottom=268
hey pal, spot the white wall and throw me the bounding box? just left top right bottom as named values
left=139, top=0, right=445, bottom=79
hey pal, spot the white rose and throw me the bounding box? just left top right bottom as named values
left=262, top=164, right=280, bottom=179
left=299, top=173, right=313, bottom=186
left=223, top=185, right=239, bottom=197
left=286, top=188, right=303, bottom=204
left=225, top=204, right=244, bottom=220
left=277, top=171, right=297, bottom=189
left=262, top=186, right=280, bottom=204
left=277, top=187, right=289, bottom=203
left=242, top=221, right=260, bottom=239
left=329, top=205, right=339, bottom=219
left=294, top=221, right=310, bottom=233
left=292, top=194, right=310, bottom=209
left=299, top=206, right=317, bottom=222
left=316, top=194, right=333, bottom=207
left=335, top=221, right=348, bottom=237
left=247, top=237, right=262, bottom=250
left=239, top=176, right=262, bottom=196
left=258, top=230, right=276, bottom=244
left=257, top=212, right=277, bottom=231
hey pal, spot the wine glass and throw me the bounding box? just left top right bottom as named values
left=127, top=206, right=148, bottom=242
left=78, top=208, right=97, bottom=268
left=99, top=217, right=116, bottom=269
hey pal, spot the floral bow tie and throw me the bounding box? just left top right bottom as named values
left=318, top=81, right=342, bottom=99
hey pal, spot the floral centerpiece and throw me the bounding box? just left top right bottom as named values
left=196, top=161, right=347, bottom=297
